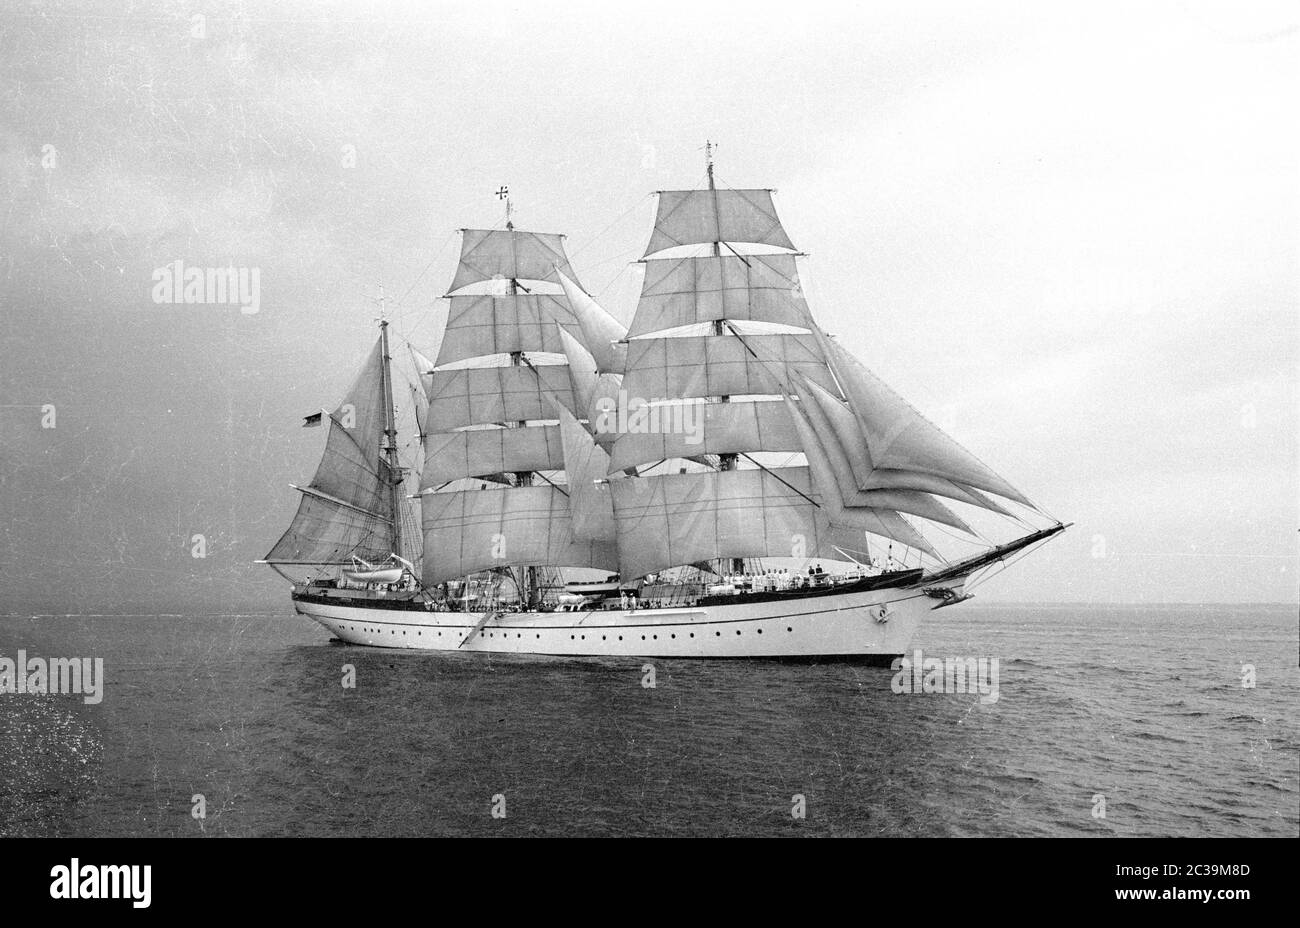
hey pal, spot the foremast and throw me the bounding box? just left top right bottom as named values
left=603, top=146, right=1059, bottom=581
left=705, top=143, right=744, bottom=575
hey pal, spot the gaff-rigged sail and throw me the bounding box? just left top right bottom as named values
left=263, top=339, right=397, bottom=576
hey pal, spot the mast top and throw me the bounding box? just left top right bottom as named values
left=704, top=140, right=716, bottom=190
left=496, top=184, right=513, bottom=230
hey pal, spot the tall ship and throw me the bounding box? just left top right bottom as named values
left=262, top=151, right=1067, bottom=661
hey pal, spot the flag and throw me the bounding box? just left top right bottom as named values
left=303, top=412, right=323, bottom=428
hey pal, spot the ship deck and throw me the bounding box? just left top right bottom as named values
left=291, top=567, right=926, bottom=613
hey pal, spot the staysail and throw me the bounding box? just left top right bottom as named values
left=817, top=335, right=1035, bottom=507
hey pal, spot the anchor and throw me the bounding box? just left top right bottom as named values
left=923, top=587, right=975, bottom=610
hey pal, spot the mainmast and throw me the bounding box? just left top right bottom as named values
left=378, top=310, right=403, bottom=559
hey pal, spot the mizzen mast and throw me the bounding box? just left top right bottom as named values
left=377, top=305, right=404, bottom=560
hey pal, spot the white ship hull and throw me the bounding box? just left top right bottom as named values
left=291, top=579, right=962, bottom=661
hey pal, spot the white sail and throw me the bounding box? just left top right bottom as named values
left=409, top=345, right=437, bottom=396
left=644, top=189, right=796, bottom=257
left=820, top=337, right=1035, bottom=508
left=783, top=394, right=939, bottom=557
left=629, top=253, right=812, bottom=337
left=620, top=333, right=837, bottom=402
left=793, top=377, right=972, bottom=533
left=435, top=293, right=578, bottom=366
left=610, top=467, right=823, bottom=580
left=554, top=403, right=618, bottom=541
left=609, top=464, right=932, bottom=579
left=798, top=375, right=874, bottom=483
left=448, top=229, right=581, bottom=293
left=556, top=270, right=627, bottom=373
left=606, top=398, right=799, bottom=473
left=423, top=364, right=575, bottom=434
left=422, top=425, right=564, bottom=486
left=408, top=346, right=435, bottom=438
left=263, top=492, right=392, bottom=567
left=555, top=326, right=622, bottom=431
left=265, top=339, right=396, bottom=568
left=408, top=382, right=429, bottom=441
left=421, top=485, right=618, bottom=586
left=800, top=373, right=1013, bottom=513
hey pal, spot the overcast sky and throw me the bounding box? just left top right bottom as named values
left=1, top=0, right=1295, bottom=613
